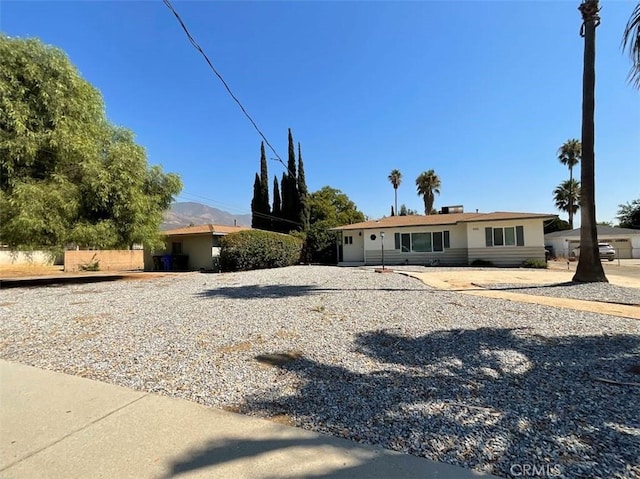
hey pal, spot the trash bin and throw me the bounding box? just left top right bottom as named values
left=161, top=254, right=173, bottom=271
left=152, top=255, right=162, bottom=271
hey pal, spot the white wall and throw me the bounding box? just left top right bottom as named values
left=0, top=250, right=58, bottom=266
left=342, top=230, right=365, bottom=262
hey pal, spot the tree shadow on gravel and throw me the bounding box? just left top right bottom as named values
left=238, top=327, right=640, bottom=479
left=196, top=284, right=429, bottom=299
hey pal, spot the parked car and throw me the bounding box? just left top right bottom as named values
left=571, top=243, right=616, bottom=261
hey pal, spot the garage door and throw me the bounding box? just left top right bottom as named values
left=611, top=239, right=632, bottom=259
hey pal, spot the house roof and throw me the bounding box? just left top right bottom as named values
left=162, top=224, right=250, bottom=236
left=544, top=225, right=640, bottom=239
left=331, top=212, right=556, bottom=231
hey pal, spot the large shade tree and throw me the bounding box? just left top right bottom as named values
left=0, top=35, right=182, bottom=250
left=623, top=2, right=640, bottom=88
left=306, top=186, right=365, bottom=263
left=573, top=0, right=607, bottom=282
left=557, top=139, right=581, bottom=228
left=388, top=169, right=402, bottom=216
left=415, top=170, right=441, bottom=215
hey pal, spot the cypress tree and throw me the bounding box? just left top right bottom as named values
left=280, top=172, right=288, bottom=232
left=250, top=173, right=261, bottom=229
left=297, top=142, right=310, bottom=231
left=272, top=177, right=281, bottom=215
left=259, top=142, right=270, bottom=229
left=284, top=128, right=298, bottom=225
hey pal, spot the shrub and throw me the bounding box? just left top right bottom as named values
left=219, top=230, right=303, bottom=272
left=522, top=258, right=548, bottom=269
left=470, top=259, right=493, bottom=267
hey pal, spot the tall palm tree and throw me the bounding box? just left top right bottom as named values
left=415, top=170, right=441, bottom=215
left=574, top=0, right=607, bottom=283
left=388, top=169, right=402, bottom=216
left=553, top=179, right=581, bottom=220
left=622, top=2, right=640, bottom=88
left=557, top=139, right=581, bottom=228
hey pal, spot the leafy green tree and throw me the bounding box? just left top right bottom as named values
left=574, top=0, right=607, bottom=282
left=398, top=204, right=419, bottom=216
left=388, top=169, right=402, bottom=216
left=0, top=35, right=181, bottom=250
left=415, top=170, right=441, bottom=215
left=553, top=179, right=581, bottom=221
left=297, top=143, right=310, bottom=231
left=623, top=3, right=640, bottom=88
left=617, top=198, right=640, bottom=229
left=544, top=217, right=572, bottom=234
left=306, top=186, right=365, bottom=263
left=557, top=139, right=581, bottom=228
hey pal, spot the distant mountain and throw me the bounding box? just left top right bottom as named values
left=161, top=202, right=252, bottom=230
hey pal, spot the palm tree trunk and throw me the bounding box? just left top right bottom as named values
left=568, top=167, right=574, bottom=229
left=574, top=0, right=607, bottom=283
left=394, top=188, right=398, bottom=216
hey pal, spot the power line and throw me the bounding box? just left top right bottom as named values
left=162, top=0, right=294, bottom=177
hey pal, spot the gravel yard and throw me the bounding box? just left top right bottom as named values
left=1, top=266, right=639, bottom=479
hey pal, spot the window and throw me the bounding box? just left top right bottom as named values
left=485, top=226, right=524, bottom=247
left=171, top=242, right=182, bottom=254
left=412, top=233, right=431, bottom=252
left=401, top=233, right=411, bottom=252
left=433, top=232, right=444, bottom=252
left=344, top=236, right=353, bottom=245
left=504, top=227, right=515, bottom=246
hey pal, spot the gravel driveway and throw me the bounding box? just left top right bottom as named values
left=1, top=266, right=639, bottom=479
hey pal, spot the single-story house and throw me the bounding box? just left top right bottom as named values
left=331, top=211, right=556, bottom=267
left=544, top=225, right=640, bottom=259
left=144, top=224, right=250, bottom=271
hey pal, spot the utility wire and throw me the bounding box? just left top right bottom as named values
left=162, top=0, right=294, bottom=177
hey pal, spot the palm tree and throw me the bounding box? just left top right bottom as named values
left=415, top=170, right=441, bottom=215
left=574, top=0, right=607, bottom=283
left=557, top=139, right=581, bottom=228
left=388, top=169, right=402, bottom=216
left=622, top=2, right=640, bottom=88
left=553, top=179, right=581, bottom=220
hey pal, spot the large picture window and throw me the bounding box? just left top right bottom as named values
left=394, top=231, right=450, bottom=253
left=412, top=233, right=431, bottom=252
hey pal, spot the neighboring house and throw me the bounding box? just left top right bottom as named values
left=545, top=225, right=640, bottom=259
left=331, top=212, right=556, bottom=267
left=144, top=224, right=250, bottom=271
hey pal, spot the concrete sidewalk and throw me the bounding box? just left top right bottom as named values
left=0, top=360, right=496, bottom=479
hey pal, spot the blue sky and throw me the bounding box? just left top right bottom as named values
left=2, top=0, right=638, bottom=225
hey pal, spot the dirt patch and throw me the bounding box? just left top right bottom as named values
left=0, top=265, right=64, bottom=277
left=218, top=342, right=254, bottom=354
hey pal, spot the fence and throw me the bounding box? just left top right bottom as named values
left=64, top=250, right=143, bottom=272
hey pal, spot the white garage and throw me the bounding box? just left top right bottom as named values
left=544, top=225, right=640, bottom=259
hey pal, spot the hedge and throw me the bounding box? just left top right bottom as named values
left=219, top=230, right=303, bottom=272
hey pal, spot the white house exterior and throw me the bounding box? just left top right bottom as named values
left=544, top=225, right=640, bottom=259
left=144, top=224, right=250, bottom=271
left=332, top=212, right=555, bottom=267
